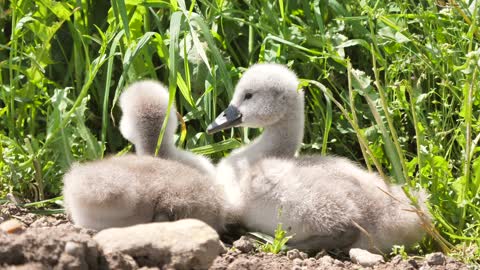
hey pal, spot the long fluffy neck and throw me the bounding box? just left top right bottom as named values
left=216, top=95, right=304, bottom=218
left=131, top=109, right=178, bottom=157
left=135, top=126, right=215, bottom=177
left=137, top=132, right=174, bottom=157
left=230, top=95, right=304, bottom=163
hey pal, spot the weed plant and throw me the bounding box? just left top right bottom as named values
left=251, top=223, right=294, bottom=254
left=0, top=0, right=479, bottom=260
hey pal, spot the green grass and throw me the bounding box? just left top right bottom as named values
left=250, top=223, right=294, bottom=254
left=1, top=0, right=479, bottom=261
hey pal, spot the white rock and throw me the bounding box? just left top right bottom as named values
left=94, top=219, right=222, bottom=270
left=349, top=248, right=385, bottom=267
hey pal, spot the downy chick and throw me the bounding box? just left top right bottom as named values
left=207, top=63, right=430, bottom=253
left=63, top=155, right=225, bottom=231
left=63, top=80, right=223, bottom=231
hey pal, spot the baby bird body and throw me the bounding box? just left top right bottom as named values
left=208, top=63, right=430, bottom=253
left=63, top=80, right=222, bottom=231
left=63, top=155, right=225, bottom=231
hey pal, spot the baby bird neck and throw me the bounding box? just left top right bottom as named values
left=232, top=96, right=304, bottom=163
left=216, top=97, right=304, bottom=219
left=138, top=133, right=175, bottom=158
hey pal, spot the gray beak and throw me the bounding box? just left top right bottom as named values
left=207, top=105, right=242, bottom=134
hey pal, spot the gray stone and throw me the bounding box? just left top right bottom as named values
left=318, top=255, right=334, bottom=265
left=101, top=252, right=138, bottom=270
left=408, top=258, right=419, bottom=269
left=292, top=258, right=303, bottom=266
left=426, top=252, right=446, bottom=266
left=64, top=242, right=84, bottom=257
left=349, top=248, right=385, bottom=267
left=94, top=219, right=222, bottom=270
left=390, top=255, right=403, bottom=265
left=303, top=258, right=316, bottom=267
left=57, top=241, right=89, bottom=270
left=314, top=250, right=327, bottom=259
left=232, top=236, right=254, bottom=253
left=287, top=249, right=301, bottom=260
left=299, top=251, right=308, bottom=260
left=56, top=252, right=88, bottom=270
left=333, top=259, right=345, bottom=267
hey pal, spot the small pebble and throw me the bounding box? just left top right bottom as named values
left=303, top=258, right=316, bottom=267
left=390, top=255, right=403, bottom=265
left=315, top=250, right=327, bottom=259
left=292, top=258, right=303, bottom=266
left=318, top=255, right=334, bottom=265
left=349, top=248, right=385, bottom=267
left=232, top=236, right=254, bottom=253
left=250, top=258, right=260, bottom=264
left=287, top=249, right=301, bottom=260
left=64, top=241, right=84, bottom=256
left=0, top=219, right=24, bottom=234
left=299, top=251, right=308, bottom=260
left=225, top=255, right=235, bottom=263
left=30, top=217, right=48, bottom=228
left=426, top=252, right=446, bottom=266
left=408, top=258, right=419, bottom=268
left=333, top=259, right=345, bottom=267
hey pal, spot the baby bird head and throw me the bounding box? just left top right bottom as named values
left=119, top=80, right=178, bottom=156
left=207, top=63, right=301, bottom=134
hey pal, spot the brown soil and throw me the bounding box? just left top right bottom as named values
left=210, top=250, right=468, bottom=270
left=0, top=203, right=472, bottom=270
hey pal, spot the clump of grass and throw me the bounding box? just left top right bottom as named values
left=250, top=223, right=294, bottom=254
left=390, top=245, right=409, bottom=260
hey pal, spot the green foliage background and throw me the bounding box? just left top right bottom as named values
left=1, top=0, right=479, bottom=259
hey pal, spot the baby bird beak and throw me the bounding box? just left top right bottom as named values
left=207, top=105, right=242, bottom=134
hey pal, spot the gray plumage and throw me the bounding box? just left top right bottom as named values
left=208, top=63, right=430, bottom=253
left=63, top=155, right=225, bottom=231
left=63, top=80, right=222, bottom=230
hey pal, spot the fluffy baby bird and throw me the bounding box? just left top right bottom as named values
left=207, top=63, right=430, bottom=253
left=63, top=80, right=223, bottom=231
left=119, top=80, right=215, bottom=176
left=63, top=155, right=225, bottom=231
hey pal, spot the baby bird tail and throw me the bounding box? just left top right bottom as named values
left=378, top=185, right=431, bottom=252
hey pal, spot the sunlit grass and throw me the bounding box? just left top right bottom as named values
left=1, top=0, right=479, bottom=261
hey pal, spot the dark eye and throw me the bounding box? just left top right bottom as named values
left=244, top=93, right=253, bottom=100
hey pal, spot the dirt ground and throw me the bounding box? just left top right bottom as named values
left=0, top=203, right=473, bottom=270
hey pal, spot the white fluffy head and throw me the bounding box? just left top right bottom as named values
left=119, top=80, right=178, bottom=155
left=231, top=63, right=300, bottom=128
